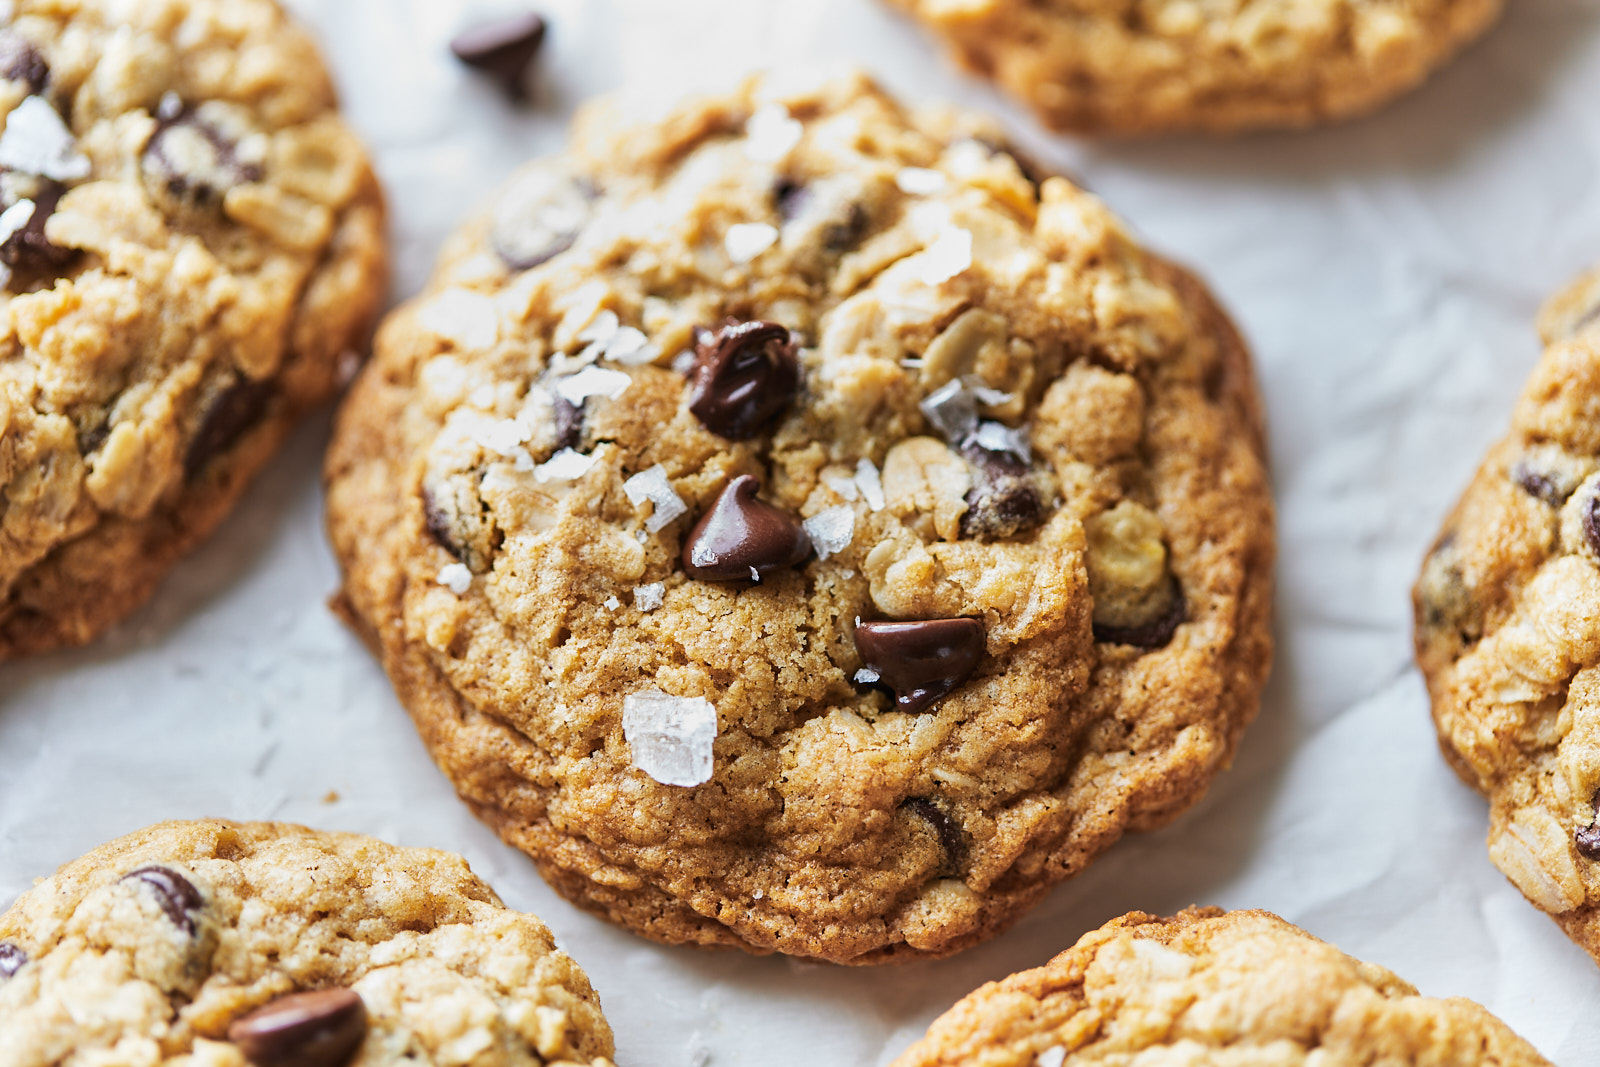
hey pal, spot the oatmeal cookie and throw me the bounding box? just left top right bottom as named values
left=883, top=0, right=1503, bottom=135
left=1415, top=266, right=1600, bottom=966
left=325, top=73, right=1274, bottom=964
left=0, top=820, right=616, bottom=1067
left=0, top=0, right=386, bottom=656
left=890, top=908, right=1552, bottom=1065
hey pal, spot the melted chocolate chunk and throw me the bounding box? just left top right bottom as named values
left=1584, top=491, right=1600, bottom=558
left=1579, top=821, right=1600, bottom=861
left=682, top=474, right=811, bottom=582
left=1092, top=580, right=1186, bottom=649
left=958, top=441, right=1043, bottom=541
left=902, top=797, right=967, bottom=877
left=450, top=12, right=546, bottom=101
left=854, top=617, right=985, bottom=714
left=0, top=941, right=26, bottom=979
left=0, top=31, right=48, bottom=94
left=687, top=320, right=799, bottom=439
left=1, top=183, right=75, bottom=276
left=228, top=989, right=368, bottom=1067
left=144, top=107, right=263, bottom=207
left=553, top=395, right=584, bottom=451
left=120, top=866, right=204, bottom=934
left=185, top=377, right=272, bottom=479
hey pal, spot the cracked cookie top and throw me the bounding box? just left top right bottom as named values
left=890, top=908, right=1552, bottom=1066
left=0, top=820, right=615, bottom=1067
left=882, top=0, right=1503, bottom=134
left=0, top=0, right=385, bottom=655
left=325, top=73, right=1274, bottom=963
left=1415, top=265, right=1600, bottom=966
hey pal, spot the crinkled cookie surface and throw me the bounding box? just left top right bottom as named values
left=325, top=73, right=1274, bottom=964
left=0, top=0, right=385, bottom=656
left=883, top=0, right=1503, bottom=134
left=890, top=908, right=1553, bottom=1066
left=0, top=820, right=616, bottom=1067
left=1415, top=267, right=1600, bottom=966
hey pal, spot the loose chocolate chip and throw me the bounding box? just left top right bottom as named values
left=553, top=395, right=584, bottom=451
left=682, top=474, right=811, bottom=582
left=120, top=866, right=204, bottom=934
left=687, top=320, right=799, bottom=440
left=1092, top=580, right=1186, bottom=649
left=228, top=989, right=368, bottom=1067
left=0, top=183, right=75, bottom=276
left=450, top=12, right=546, bottom=101
left=958, top=441, right=1043, bottom=541
left=144, top=107, right=264, bottom=208
left=0, top=941, right=26, bottom=979
left=0, top=31, right=48, bottom=94
left=854, top=617, right=985, bottom=715
left=901, top=797, right=967, bottom=877
left=185, top=377, right=272, bottom=479
left=1584, top=492, right=1600, bottom=558
left=492, top=169, right=594, bottom=270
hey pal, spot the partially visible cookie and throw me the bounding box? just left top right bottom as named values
left=891, top=907, right=1552, bottom=1066
left=1414, top=268, right=1600, bottom=966
left=0, top=820, right=616, bottom=1067
left=326, top=73, right=1274, bottom=964
left=0, top=0, right=386, bottom=657
left=883, top=0, right=1504, bottom=135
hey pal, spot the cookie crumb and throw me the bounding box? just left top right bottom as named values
left=321, top=790, right=340, bottom=804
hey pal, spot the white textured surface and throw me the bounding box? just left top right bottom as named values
left=4, top=1, right=1600, bottom=1064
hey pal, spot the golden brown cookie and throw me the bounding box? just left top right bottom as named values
left=891, top=908, right=1552, bottom=1065
left=884, top=0, right=1504, bottom=135
left=325, top=73, right=1275, bottom=964
left=1415, top=266, right=1600, bottom=967
left=0, top=820, right=616, bottom=1066
left=0, top=0, right=386, bottom=657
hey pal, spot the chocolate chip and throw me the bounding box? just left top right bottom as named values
left=1579, top=794, right=1600, bottom=860
left=1584, top=491, right=1600, bottom=558
left=682, top=474, right=811, bottom=582
left=854, top=617, right=985, bottom=714
left=774, top=178, right=808, bottom=222
left=553, top=395, right=583, bottom=451
left=687, top=320, right=799, bottom=440
left=0, top=942, right=26, bottom=979
left=1092, top=580, right=1186, bottom=649
left=120, top=866, right=204, bottom=934
left=958, top=440, right=1043, bottom=541
left=144, top=106, right=264, bottom=208
left=0, top=183, right=74, bottom=276
left=771, top=177, right=867, bottom=253
left=902, top=797, right=966, bottom=877
left=450, top=12, right=546, bottom=101
left=185, top=377, right=272, bottom=479
left=0, top=31, right=48, bottom=94
left=971, top=136, right=1053, bottom=195
left=228, top=989, right=368, bottom=1067
left=1513, top=464, right=1562, bottom=506
left=492, top=169, right=594, bottom=271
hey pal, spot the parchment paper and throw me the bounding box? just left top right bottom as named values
left=5, top=1, right=1600, bottom=1062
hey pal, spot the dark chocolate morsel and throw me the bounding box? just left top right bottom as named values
left=0, top=941, right=26, bottom=979
left=901, top=797, right=967, bottom=877
left=553, top=395, right=583, bottom=451
left=228, top=989, right=368, bottom=1067
left=120, top=865, right=204, bottom=934
left=958, top=440, right=1043, bottom=541
left=450, top=12, right=547, bottom=101
left=184, top=377, right=272, bottom=479
left=773, top=178, right=808, bottom=223
left=1, top=183, right=75, bottom=276
left=422, top=486, right=466, bottom=563
left=0, top=31, right=48, bottom=94
left=1584, top=491, right=1600, bottom=558
left=1579, top=793, right=1600, bottom=859
left=1512, top=462, right=1563, bottom=507
left=687, top=320, right=799, bottom=440
left=1092, top=580, right=1186, bottom=650
left=854, top=617, right=985, bottom=715
left=143, top=108, right=264, bottom=208
left=682, top=474, right=811, bottom=582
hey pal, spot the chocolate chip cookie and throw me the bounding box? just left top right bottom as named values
left=890, top=908, right=1552, bottom=1065
left=0, top=0, right=386, bottom=657
left=1415, top=266, right=1600, bottom=966
left=325, top=73, right=1275, bottom=964
left=0, top=820, right=616, bottom=1066
left=883, top=0, right=1503, bottom=134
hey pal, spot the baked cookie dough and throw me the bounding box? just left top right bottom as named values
left=0, top=0, right=386, bottom=656
left=883, top=0, right=1504, bottom=135
left=0, top=820, right=616, bottom=1067
left=325, top=73, right=1275, bottom=963
left=1415, top=266, right=1600, bottom=967
left=890, top=908, right=1552, bottom=1065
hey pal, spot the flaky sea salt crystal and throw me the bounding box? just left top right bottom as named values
left=803, top=505, right=855, bottom=561
left=633, top=582, right=664, bottom=611
left=604, top=595, right=621, bottom=611
left=623, top=465, right=687, bottom=532
left=577, top=308, right=620, bottom=345
left=437, top=563, right=472, bottom=595
left=822, top=473, right=859, bottom=501
left=971, top=419, right=1031, bottom=461
left=854, top=458, right=885, bottom=511
left=0, top=97, right=90, bottom=181
left=725, top=222, right=779, bottom=264
left=555, top=365, right=630, bottom=404
left=1036, top=1048, right=1066, bottom=1067
left=744, top=103, right=802, bottom=163
left=606, top=325, right=659, bottom=366
left=917, top=227, right=973, bottom=286
left=622, top=689, right=717, bottom=787
left=418, top=288, right=499, bottom=350
left=920, top=379, right=979, bottom=443
left=534, top=448, right=596, bottom=483
left=854, top=667, right=880, bottom=684
left=0, top=198, right=34, bottom=244
left=896, top=167, right=946, bottom=195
